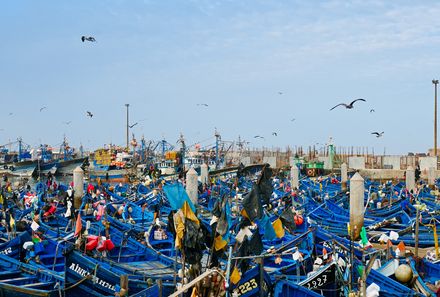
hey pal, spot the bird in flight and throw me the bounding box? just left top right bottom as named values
left=278, top=92, right=283, bottom=95
left=197, top=103, right=208, bottom=107
left=40, top=107, right=47, bottom=112
left=8, top=112, right=12, bottom=116
left=291, top=118, right=296, bottom=122
left=86, top=111, right=93, bottom=118
left=81, top=36, right=96, bottom=42
left=272, top=132, right=278, bottom=136
left=129, top=123, right=138, bottom=128
left=63, top=121, right=72, bottom=125
left=254, top=135, right=264, bottom=139
left=330, top=99, right=366, bottom=111
left=371, top=131, right=384, bottom=138
left=370, top=109, right=375, bottom=113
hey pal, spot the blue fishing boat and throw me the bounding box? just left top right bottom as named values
left=273, top=280, right=325, bottom=297
left=0, top=254, right=64, bottom=297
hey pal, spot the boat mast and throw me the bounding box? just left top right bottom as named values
left=63, top=135, right=68, bottom=161
left=17, top=137, right=22, bottom=162
left=215, top=129, right=220, bottom=169
left=179, top=133, right=186, bottom=171
left=162, top=139, right=166, bottom=158
left=125, top=103, right=130, bottom=151
left=141, top=136, right=146, bottom=163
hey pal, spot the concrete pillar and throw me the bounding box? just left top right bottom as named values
left=428, top=167, right=436, bottom=187
left=73, top=166, right=84, bottom=209
left=186, top=167, right=198, bottom=206
left=341, top=163, right=348, bottom=191
left=406, top=166, right=415, bottom=192
left=200, top=163, right=209, bottom=185
left=290, top=166, right=299, bottom=190
left=349, top=172, right=364, bottom=239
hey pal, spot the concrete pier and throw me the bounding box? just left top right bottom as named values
left=428, top=167, right=435, bottom=187
left=290, top=165, right=299, bottom=190
left=200, top=163, right=209, bottom=185
left=341, top=163, right=348, bottom=191
left=73, top=166, right=84, bottom=209
left=349, top=172, right=364, bottom=239
left=406, top=166, right=415, bottom=192
left=186, top=167, right=198, bottom=206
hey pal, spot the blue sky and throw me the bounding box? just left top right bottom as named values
left=1, top=0, right=439, bottom=154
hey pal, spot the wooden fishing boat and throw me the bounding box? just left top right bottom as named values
left=0, top=254, right=64, bottom=297
left=273, top=280, right=325, bottom=297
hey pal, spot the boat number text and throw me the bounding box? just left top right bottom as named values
left=306, top=274, right=327, bottom=290
left=233, top=278, right=258, bottom=296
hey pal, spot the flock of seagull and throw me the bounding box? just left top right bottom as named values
left=7, top=35, right=384, bottom=146
left=196, top=94, right=383, bottom=142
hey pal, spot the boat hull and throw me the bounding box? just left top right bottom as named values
left=89, top=168, right=128, bottom=183
left=56, top=157, right=87, bottom=175
left=0, top=160, right=36, bottom=177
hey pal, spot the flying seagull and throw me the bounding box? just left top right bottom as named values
left=129, top=123, right=138, bottom=128
left=290, top=118, right=296, bottom=122
left=197, top=103, right=208, bottom=107
left=63, top=121, right=72, bottom=125
left=278, top=92, right=283, bottom=95
left=370, top=109, right=375, bottom=113
left=254, top=135, right=264, bottom=139
left=330, top=99, right=366, bottom=111
left=371, top=131, right=384, bottom=138
left=81, top=36, right=96, bottom=42
left=40, top=107, right=47, bottom=112
left=272, top=132, right=278, bottom=136
left=86, top=111, right=93, bottom=118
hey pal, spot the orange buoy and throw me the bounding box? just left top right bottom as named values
left=294, top=214, right=304, bottom=226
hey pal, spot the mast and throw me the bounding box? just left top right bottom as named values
left=162, top=139, right=166, bottom=158
left=215, top=129, right=220, bottom=169
left=125, top=104, right=130, bottom=151
left=17, top=137, right=22, bottom=162
left=179, top=133, right=186, bottom=171
left=141, top=136, right=146, bottom=162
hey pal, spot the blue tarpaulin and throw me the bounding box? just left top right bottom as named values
left=163, top=183, right=196, bottom=213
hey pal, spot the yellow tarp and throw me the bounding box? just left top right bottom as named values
left=272, top=218, right=285, bottom=238
left=182, top=201, right=199, bottom=226
left=230, top=266, right=241, bottom=285
left=214, top=235, right=228, bottom=251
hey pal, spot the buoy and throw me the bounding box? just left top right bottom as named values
left=395, top=264, right=413, bottom=283
left=294, top=215, right=304, bottom=226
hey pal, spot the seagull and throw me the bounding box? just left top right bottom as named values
left=290, top=118, right=296, bottom=122
left=39, top=107, right=47, bottom=112
left=81, top=36, right=96, bottom=42
left=371, top=131, right=384, bottom=138
left=278, top=92, right=283, bottom=95
left=63, top=121, right=72, bottom=125
left=8, top=112, right=12, bottom=116
left=272, top=132, right=278, bottom=136
left=254, top=135, right=265, bottom=139
left=330, top=99, right=366, bottom=111
left=86, top=111, right=93, bottom=118
left=370, top=109, right=375, bottom=113
left=129, top=123, right=138, bottom=128
left=197, top=103, right=208, bottom=107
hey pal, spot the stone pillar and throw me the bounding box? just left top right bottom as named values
left=290, top=166, right=299, bottom=190
left=341, top=163, right=348, bottom=191
left=406, top=166, right=415, bottom=192
left=73, top=166, right=84, bottom=209
left=350, top=172, right=364, bottom=239
left=428, top=167, right=436, bottom=188
left=186, top=167, right=198, bottom=206
left=200, top=163, right=209, bottom=185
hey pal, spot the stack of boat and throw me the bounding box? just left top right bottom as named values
left=0, top=164, right=437, bottom=296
